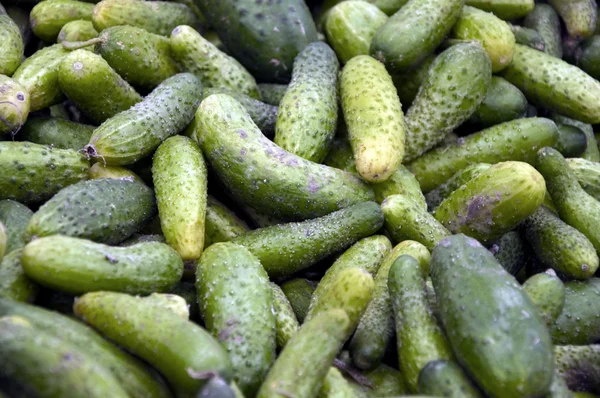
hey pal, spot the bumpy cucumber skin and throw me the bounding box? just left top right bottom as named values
left=403, top=43, right=491, bottom=161
left=524, top=4, right=562, bottom=58
left=204, top=196, right=249, bottom=247
left=551, top=113, right=600, bottom=162
left=57, top=20, right=98, bottom=43
left=434, top=161, right=546, bottom=244
left=0, top=249, right=38, bottom=302
left=25, top=178, right=155, bottom=244
left=554, top=344, right=600, bottom=393
left=30, top=0, right=93, bottom=42
left=196, top=242, right=276, bottom=396
left=417, top=360, right=484, bottom=398
left=549, top=0, right=597, bottom=40
left=171, top=25, right=259, bottom=99
left=390, top=55, right=436, bottom=109
left=281, top=278, right=317, bottom=323
left=407, top=117, right=558, bottom=192
left=465, top=0, right=534, bottom=20
left=89, top=163, right=142, bottom=182
left=430, top=234, right=554, bottom=398
left=577, top=35, right=600, bottom=80
left=324, top=1, right=388, bottom=64
left=0, top=142, right=89, bottom=204
left=340, top=55, right=405, bottom=182
left=489, top=230, right=528, bottom=275
left=232, top=201, right=383, bottom=277
left=522, top=270, right=566, bottom=326
left=0, top=200, right=31, bottom=254
left=0, top=316, right=130, bottom=398
left=96, top=25, right=180, bottom=91
left=468, top=76, right=527, bottom=128
left=198, top=94, right=374, bottom=220
left=87, top=73, right=201, bottom=165
left=371, top=0, right=464, bottom=72
left=20, top=117, right=94, bottom=150
left=59, top=49, right=142, bottom=124
left=74, top=291, right=233, bottom=394
left=153, top=136, right=207, bottom=261
left=425, top=163, right=492, bottom=211
left=0, top=14, right=24, bottom=76
left=0, top=75, right=30, bottom=136
left=256, top=310, right=351, bottom=398
left=502, top=44, right=600, bottom=124
left=271, top=282, right=299, bottom=349
left=509, top=24, right=545, bottom=51
left=567, top=157, right=600, bottom=201
left=258, top=83, right=288, bottom=105
left=275, top=42, right=339, bottom=164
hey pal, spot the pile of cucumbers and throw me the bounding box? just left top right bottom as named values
left=1, top=0, right=600, bottom=397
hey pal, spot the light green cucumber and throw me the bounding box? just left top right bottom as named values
left=340, top=55, right=405, bottom=182
left=275, top=42, right=339, bottom=163
left=567, top=157, right=600, bottom=201
left=59, top=49, right=142, bottom=124
left=522, top=270, right=566, bottom=326
left=0, top=75, right=29, bottom=136
left=417, top=360, right=484, bottom=397
left=548, top=0, right=597, bottom=40
left=554, top=345, right=600, bottom=394
left=30, top=0, right=94, bottom=42
left=19, top=117, right=94, bottom=150
left=465, top=0, right=534, bottom=20
left=390, top=55, right=436, bottom=109
left=89, top=163, right=142, bottom=182
left=204, top=196, right=249, bottom=247
left=524, top=4, right=562, bottom=58
left=170, top=25, right=259, bottom=98
left=468, top=76, right=527, bottom=128
left=403, top=43, right=492, bottom=161
left=258, top=83, right=288, bottom=105
left=57, top=20, right=98, bottom=43
left=144, top=293, right=189, bottom=319
left=551, top=113, right=600, bottom=162
left=554, top=124, right=588, bottom=158
left=0, top=11, right=23, bottom=76
left=0, top=249, right=38, bottom=302
left=281, top=278, right=318, bottom=323
left=271, top=282, right=299, bottom=349
left=0, top=200, right=32, bottom=254
left=425, top=163, right=492, bottom=211
left=318, top=367, right=362, bottom=398
left=509, top=24, right=546, bottom=51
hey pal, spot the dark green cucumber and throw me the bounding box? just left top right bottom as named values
left=319, top=367, right=362, bottom=398
left=0, top=200, right=32, bottom=253
left=0, top=75, right=30, bottom=136
left=271, top=282, right=299, bottom=349
left=198, top=0, right=318, bottom=83
left=204, top=196, right=249, bottom=247
left=59, top=49, right=142, bottom=124
left=551, top=113, right=600, bottom=162
left=465, top=0, right=534, bottom=20
left=522, top=270, right=566, bottom=326
left=30, top=0, right=94, bottom=42
left=430, top=234, right=554, bottom=398
left=509, top=24, right=545, bottom=51
left=576, top=35, right=600, bottom=80
left=425, top=163, right=492, bottom=211
left=275, top=42, right=339, bottom=163
left=524, top=4, right=562, bottom=58
left=281, top=278, right=318, bottom=323
left=390, top=54, right=436, bottom=109
left=566, top=157, right=600, bottom=201
left=0, top=249, right=38, bottom=302
left=231, top=201, right=383, bottom=277
left=0, top=11, right=24, bottom=76
left=554, top=345, right=600, bottom=394
left=197, top=93, right=374, bottom=220
left=20, top=117, right=94, bottom=150
left=257, top=83, right=288, bottom=105
left=92, top=0, right=202, bottom=36
left=417, top=360, right=484, bottom=398
left=555, top=124, right=588, bottom=158
left=57, top=20, right=98, bottom=43
left=468, top=76, right=527, bottom=128
left=25, top=178, right=155, bottom=244
left=74, top=291, right=233, bottom=394
left=403, top=43, right=492, bottom=161
left=0, top=315, right=129, bottom=398
left=5, top=5, right=32, bottom=51
left=196, top=242, right=275, bottom=395
left=370, top=0, right=464, bottom=73
left=407, top=117, right=558, bottom=192
left=489, top=230, right=528, bottom=275
left=86, top=73, right=202, bottom=165
left=549, top=0, right=597, bottom=40
left=0, top=141, right=89, bottom=204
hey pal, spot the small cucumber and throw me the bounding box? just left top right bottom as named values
left=57, top=20, right=98, bottom=43
left=74, top=291, right=232, bottom=394
left=502, top=44, right=600, bottom=124
left=258, top=83, right=288, bottom=105
left=170, top=25, right=259, bottom=99
left=86, top=73, right=202, bottom=166
left=340, top=55, right=405, bottom=182
left=344, top=361, right=408, bottom=396
left=231, top=201, right=383, bottom=277
left=489, top=230, right=528, bottom=275
left=566, top=157, right=600, bottom=201
left=390, top=55, right=436, bottom=109
left=271, top=282, right=299, bottom=349
left=576, top=35, right=600, bottom=80
left=468, top=76, right=527, bottom=128
left=407, top=117, right=558, bottom=192
left=417, top=360, right=484, bottom=398
left=0, top=141, right=89, bottom=204
left=551, top=113, right=600, bottom=162
left=0, top=75, right=30, bottom=136
left=0, top=249, right=39, bottom=302
left=22, top=235, right=183, bottom=295
left=555, top=124, right=588, bottom=158
left=370, top=0, right=464, bottom=72
left=318, top=367, right=362, bottom=398
left=548, top=0, right=597, bottom=40
left=433, top=161, right=546, bottom=244
left=0, top=200, right=32, bottom=254
left=465, top=0, right=534, bottom=20
left=20, top=117, right=94, bottom=150
left=425, top=163, right=492, bottom=211
left=522, top=270, right=566, bottom=326
left=0, top=11, right=24, bottom=76
left=196, top=242, right=276, bottom=395
left=89, top=163, right=142, bottom=182
left=430, top=234, right=554, bottom=398
left=524, top=4, right=562, bottom=58
left=403, top=43, right=492, bottom=161
left=197, top=93, right=374, bottom=220
left=30, top=0, right=94, bottom=42
left=509, top=24, right=546, bottom=51
left=281, top=278, right=318, bottom=323
left=554, top=344, right=600, bottom=393
left=59, top=49, right=142, bottom=124
left=204, top=196, right=249, bottom=247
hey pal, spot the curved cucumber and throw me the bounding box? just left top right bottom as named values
left=548, top=0, right=597, bottom=40
left=524, top=4, right=562, bottom=58
left=0, top=200, right=32, bottom=254
left=468, top=76, right=527, bottom=128
left=0, top=249, right=38, bottom=302
left=509, top=24, right=546, bottom=51
left=417, top=360, right=483, bottom=398
left=0, top=13, right=23, bottom=76
left=20, top=117, right=94, bottom=150
left=0, top=75, right=30, bottom=136
left=57, top=20, right=98, bottom=43
left=522, top=270, right=566, bottom=326
left=271, top=282, right=299, bottom=349
left=30, top=0, right=94, bottom=42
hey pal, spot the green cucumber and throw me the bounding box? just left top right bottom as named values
left=489, top=230, right=528, bottom=275
left=0, top=141, right=89, bottom=204
left=271, top=282, right=299, bottom=349
left=275, top=42, right=339, bottom=163
left=551, top=113, right=600, bottom=162
left=554, top=345, right=600, bottom=393
left=430, top=234, right=554, bottom=398
left=524, top=4, right=562, bottom=58
left=522, top=270, right=566, bottom=326
left=74, top=291, right=232, bottom=394
left=0, top=11, right=23, bottom=76
left=231, top=201, right=383, bottom=277
left=281, top=278, right=318, bottom=323
left=509, top=24, right=545, bottom=51
left=555, top=124, right=588, bottom=158
left=425, top=163, right=492, bottom=211
left=403, top=43, right=492, bottom=161
left=0, top=223, right=6, bottom=262
left=418, top=360, right=483, bottom=397
left=0, top=200, right=32, bottom=253
left=144, top=292, right=190, bottom=319
left=57, top=20, right=98, bottom=43
left=30, top=0, right=94, bottom=42
left=0, top=249, right=38, bottom=302
left=89, top=163, right=142, bottom=182
left=465, top=0, right=534, bottom=20
left=548, top=0, right=597, bottom=40
left=197, top=377, right=238, bottom=398
left=170, top=25, right=259, bottom=99
left=566, top=157, right=600, bottom=201
left=407, top=117, right=558, bottom=192
left=576, top=35, right=600, bottom=80
left=0, top=75, right=30, bottom=136
left=196, top=242, right=276, bottom=395
left=340, top=55, right=405, bottom=182
left=19, top=117, right=94, bottom=150
left=318, top=367, right=362, bottom=398
left=204, top=196, right=249, bottom=247
left=86, top=73, right=201, bottom=165
left=370, top=0, right=464, bottom=73
left=197, top=93, right=374, bottom=220
left=59, top=49, right=142, bottom=124
left=258, top=83, right=288, bottom=105
left=390, top=55, right=436, bottom=109
left=433, top=161, right=546, bottom=244
left=5, top=5, right=31, bottom=51
left=468, top=76, right=527, bottom=128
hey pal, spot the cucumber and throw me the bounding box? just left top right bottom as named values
left=509, top=24, right=545, bottom=51
left=555, top=124, right=588, bottom=158
left=0, top=249, right=38, bottom=302
left=0, top=315, right=130, bottom=398
left=57, top=20, right=98, bottom=43
left=170, top=25, right=259, bottom=99
left=0, top=200, right=32, bottom=253
left=468, top=76, right=527, bottom=128
left=0, top=141, right=89, bottom=204
left=204, top=196, right=249, bottom=247
left=390, top=55, right=436, bottom=109
left=524, top=4, right=562, bottom=58
left=198, top=378, right=238, bottom=398
left=548, top=0, right=597, bottom=40
left=546, top=370, right=575, bottom=398
left=576, top=35, right=600, bottom=80
left=196, top=242, right=275, bottom=395
left=281, top=278, right=318, bottom=323
left=19, top=117, right=94, bottom=151
left=417, top=360, right=484, bottom=398
left=0, top=223, right=6, bottom=261
left=257, top=83, right=288, bottom=105
left=425, top=163, right=492, bottom=211
left=407, top=117, right=558, bottom=192
left=74, top=291, right=232, bottom=394
left=403, top=43, right=492, bottom=161
left=271, top=282, right=299, bottom=349
left=89, top=163, right=142, bottom=182
left=489, top=230, right=528, bottom=275
left=433, top=161, right=546, bottom=244
left=0, top=11, right=23, bottom=76
left=567, top=157, right=600, bottom=201
left=231, top=201, right=383, bottom=277
left=430, top=234, right=554, bottom=398
left=465, top=0, right=534, bottom=20
left=551, top=113, right=600, bottom=162
left=389, top=255, right=453, bottom=392
left=522, top=270, right=566, bottom=326
left=5, top=5, right=31, bottom=51
left=144, top=292, right=189, bottom=319
left=59, top=49, right=142, bottom=124
left=275, top=42, right=338, bottom=163
left=318, top=367, right=361, bottom=398
left=30, top=0, right=94, bottom=42
left=256, top=310, right=351, bottom=398
left=340, top=55, right=405, bottom=182
left=92, top=0, right=202, bottom=36
left=0, top=75, right=29, bottom=136
left=198, top=0, right=318, bottom=83
left=86, top=73, right=202, bottom=166
left=324, top=1, right=388, bottom=64
left=554, top=344, right=600, bottom=393
left=197, top=93, right=374, bottom=220
left=502, top=44, right=600, bottom=124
